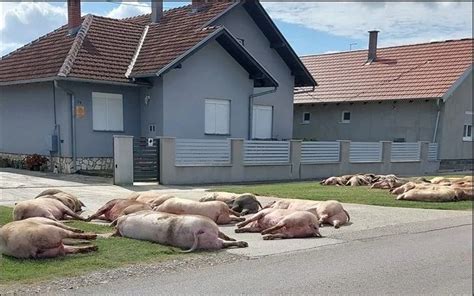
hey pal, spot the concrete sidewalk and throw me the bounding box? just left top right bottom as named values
left=1, top=168, right=471, bottom=257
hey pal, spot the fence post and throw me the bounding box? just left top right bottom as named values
left=159, top=137, right=176, bottom=185
left=338, top=140, right=351, bottom=174
left=113, top=135, right=134, bottom=185
left=419, top=141, right=430, bottom=174
left=229, top=139, right=245, bottom=182
left=290, top=140, right=302, bottom=179
left=381, top=141, right=392, bottom=174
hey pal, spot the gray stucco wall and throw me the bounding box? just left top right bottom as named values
left=293, top=100, right=439, bottom=142
left=437, top=71, right=473, bottom=160
left=160, top=41, right=254, bottom=139
left=140, top=77, right=164, bottom=138
left=215, top=6, right=295, bottom=140
left=0, top=82, right=56, bottom=155
left=56, top=81, right=141, bottom=158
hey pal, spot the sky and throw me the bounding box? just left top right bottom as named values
left=0, top=1, right=472, bottom=57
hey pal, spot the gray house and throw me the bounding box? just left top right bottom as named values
left=293, top=32, right=472, bottom=170
left=0, top=0, right=315, bottom=173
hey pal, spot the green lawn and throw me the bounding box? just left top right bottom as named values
left=0, top=206, right=180, bottom=285
left=212, top=179, right=473, bottom=211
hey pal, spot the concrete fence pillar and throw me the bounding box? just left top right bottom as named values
left=381, top=141, right=392, bottom=174
left=159, top=137, right=176, bottom=185
left=338, top=140, right=351, bottom=174
left=230, top=138, right=245, bottom=181
left=290, top=140, right=302, bottom=179
left=113, top=135, right=134, bottom=185
left=419, top=141, right=430, bottom=174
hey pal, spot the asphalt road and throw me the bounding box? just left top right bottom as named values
left=64, top=221, right=472, bottom=296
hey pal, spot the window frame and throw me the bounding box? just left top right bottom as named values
left=92, top=92, right=124, bottom=132
left=341, top=111, right=351, bottom=123
left=302, top=112, right=311, bottom=124
left=204, top=98, right=231, bottom=136
left=463, top=111, right=473, bottom=141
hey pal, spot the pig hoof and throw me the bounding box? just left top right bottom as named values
left=234, top=228, right=245, bottom=233
left=239, top=241, right=249, bottom=248
left=334, top=225, right=340, bottom=229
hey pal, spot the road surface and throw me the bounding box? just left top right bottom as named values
left=63, top=219, right=472, bottom=295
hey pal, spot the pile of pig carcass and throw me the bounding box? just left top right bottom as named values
left=321, top=173, right=473, bottom=202
left=0, top=189, right=350, bottom=259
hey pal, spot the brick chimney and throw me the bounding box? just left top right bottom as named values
left=192, top=0, right=206, bottom=13
left=367, top=30, right=379, bottom=63
left=67, top=0, right=82, bottom=35
left=151, top=0, right=163, bottom=23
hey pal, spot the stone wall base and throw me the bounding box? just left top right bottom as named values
left=439, top=159, right=474, bottom=171
left=0, top=152, right=113, bottom=174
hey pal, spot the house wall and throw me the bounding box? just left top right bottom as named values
left=55, top=81, right=141, bottom=158
left=0, top=82, right=56, bottom=155
left=140, top=77, right=163, bottom=138
left=215, top=6, right=296, bottom=140
left=161, top=41, right=254, bottom=139
left=293, top=100, right=439, bottom=142
left=437, top=71, right=473, bottom=163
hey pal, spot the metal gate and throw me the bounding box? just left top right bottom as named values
left=133, top=137, right=160, bottom=182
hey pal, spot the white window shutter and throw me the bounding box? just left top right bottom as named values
left=106, top=96, right=123, bottom=131
left=215, top=101, right=230, bottom=134
left=92, top=95, right=107, bottom=131
left=205, top=101, right=216, bottom=134
left=252, top=105, right=272, bottom=139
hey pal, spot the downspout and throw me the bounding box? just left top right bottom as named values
left=432, top=98, right=441, bottom=143
left=248, top=86, right=278, bottom=139
left=54, top=81, right=77, bottom=172
left=51, top=82, right=61, bottom=157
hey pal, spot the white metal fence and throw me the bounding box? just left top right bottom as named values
left=428, top=143, right=439, bottom=161
left=350, top=142, right=383, bottom=163
left=175, top=139, right=231, bottom=166
left=391, top=142, right=421, bottom=162
left=301, top=141, right=340, bottom=164
left=244, top=140, right=290, bottom=165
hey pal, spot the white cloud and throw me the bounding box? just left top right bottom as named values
left=262, top=2, right=472, bottom=47
left=1, top=2, right=66, bottom=56
left=106, top=1, right=150, bottom=19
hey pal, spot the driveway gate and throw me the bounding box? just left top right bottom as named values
left=133, top=137, right=160, bottom=182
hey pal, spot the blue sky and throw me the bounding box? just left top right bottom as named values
left=1, top=1, right=472, bottom=56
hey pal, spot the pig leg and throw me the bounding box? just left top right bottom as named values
left=229, top=216, right=245, bottom=223
left=234, top=224, right=262, bottom=233
left=63, top=244, right=98, bottom=254
left=221, top=240, right=248, bottom=249
left=261, top=223, right=285, bottom=235
left=218, top=231, right=236, bottom=241
left=86, top=201, right=116, bottom=221
left=64, top=231, right=97, bottom=241
left=59, top=205, right=87, bottom=221
left=229, top=209, right=241, bottom=217
left=262, top=233, right=289, bottom=240
left=41, top=220, right=84, bottom=233
left=236, top=212, right=265, bottom=228
left=36, top=245, right=66, bottom=258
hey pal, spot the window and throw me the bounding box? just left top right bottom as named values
left=252, top=105, right=273, bottom=139
left=341, top=111, right=351, bottom=123
left=302, top=112, right=311, bottom=124
left=205, top=99, right=230, bottom=135
left=463, top=111, right=473, bottom=141
left=92, top=92, right=123, bottom=131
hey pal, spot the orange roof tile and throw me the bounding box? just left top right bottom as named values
left=295, top=38, right=473, bottom=104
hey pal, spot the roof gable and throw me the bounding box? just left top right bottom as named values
left=295, top=38, right=473, bottom=104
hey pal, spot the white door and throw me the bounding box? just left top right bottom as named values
left=252, top=105, right=273, bottom=139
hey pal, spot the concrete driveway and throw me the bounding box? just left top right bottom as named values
left=1, top=168, right=471, bottom=258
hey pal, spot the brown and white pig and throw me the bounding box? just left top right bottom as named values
left=0, top=217, right=97, bottom=259
left=86, top=199, right=152, bottom=222
left=155, top=198, right=244, bottom=225
left=13, top=198, right=88, bottom=221
left=114, top=210, right=248, bottom=252
left=199, top=192, right=238, bottom=206
left=235, top=208, right=321, bottom=240
left=35, top=189, right=85, bottom=213
left=127, top=191, right=174, bottom=207
left=396, top=186, right=458, bottom=202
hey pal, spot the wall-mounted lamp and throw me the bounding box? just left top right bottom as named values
left=144, top=95, right=151, bottom=105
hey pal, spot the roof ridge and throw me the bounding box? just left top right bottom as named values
left=300, top=37, right=473, bottom=58
left=125, top=25, right=149, bottom=78
left=57, top=14, right=94, bottom=77
left=120, top=3, right=193, bottom=24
